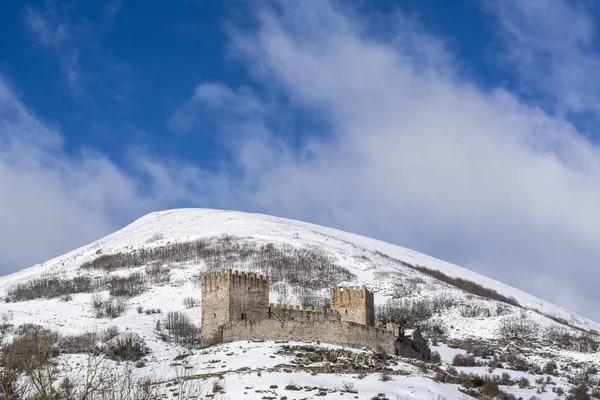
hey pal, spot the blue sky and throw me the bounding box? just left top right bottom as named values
left=2, top=0, right=600, bottom=320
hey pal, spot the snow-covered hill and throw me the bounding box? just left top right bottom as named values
left=0, top=208, right=598, bottom=399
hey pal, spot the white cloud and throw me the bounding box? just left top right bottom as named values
left=173, top=1, right=600, bottom=319
left=168, top=83, right=265, bottom=133
left=489, top=0, right=600, bottom=115
left=23, top=5, right=85, bottom=95
left=0, top=77, right=224, bottom=272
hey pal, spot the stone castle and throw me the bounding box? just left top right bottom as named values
left=201, top=269, right=430, bottom=360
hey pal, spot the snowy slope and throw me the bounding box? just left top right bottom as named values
left=0, top=208, right=599, bottom=399
left=3, top=208, right=597, bottom=332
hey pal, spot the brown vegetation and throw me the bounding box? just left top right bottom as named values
left=409, top=265, right=520, bottom=307
left=80, top=236, right=355, bottom=290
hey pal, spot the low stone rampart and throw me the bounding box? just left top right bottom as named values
left=268, top=304, right=341, bottom=322
left=219, top=318, right=396, bottom=355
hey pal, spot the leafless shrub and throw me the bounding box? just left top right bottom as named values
left=452, top=353, right=477, bottom=367
left=105, top=332, right=149, bottom=362
left=495, top=304, right=513, bottom=316
left=0, top=325, right=210, bottom=399
left=183, top=296, right=199, bottom=309
left=0, top=314, right=13, bottom=341
left=435, top=369, right=517, bottom=400
left=568, top=384, right=591, bottom=400
left=460, top=304, right=492, bottom=318
left=390, top=277, right=422, bottom=298
left=420, top=318, right=447, bottom=342
left=109, top=273, right=147, bottom=297
left=91, top=293, right=103, bottom=312
left=448, top=339, right=493, bottom=358
left=544, top=360, right=558, bottom=375
left=497, top=354, right=532, bottom=372
left=6, top=275, right=94, bottom=302
left=379, top=372, right=392, bottom=381
left=0, top=324, right=60, bottom=398
left=517, top=377, right=530, bottom=389
left=60, top=293, right=73, bottom=302
left=291, top=284, right=329, bottom=307
left=161, top=311, right=200, bottom=346
left=376, top=298, right=433, bottom=328
left=145, top=263, right=171, bottom=285
left=544, top=326, right=599, bottom=353
left=409, top=265, right=521, bottom=307
left=102, top=326, right=120, bottom=342
left=59, top=332, right=98, bottom=354
left=498, top=317, right=539, bottom=340
left=431, top=293, right=458, bottom=312
left=80, top=236, right=355, bottom=290
left=91, top=295, right=126, bottom=318
left=146, top=233, right=164, bottom=243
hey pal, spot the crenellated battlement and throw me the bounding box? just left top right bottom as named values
left=330, top=285, right=375, bottom=327
left=230, top=269, right=269, bottom=286
left=200, top=269, right=429, bottom=360
left=202, top=269, right=269, bottom=292
left=201, top=269, right=270, bottom=346
left=269, top=303, right=341, bottom=314
left=269, top=303, right=341, bottom=322
left=330, top=285, right=372, bottom=297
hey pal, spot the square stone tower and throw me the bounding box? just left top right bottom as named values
left=330, top=286, right=375, bottom=326
left=201, top=269, right=269, bottom=346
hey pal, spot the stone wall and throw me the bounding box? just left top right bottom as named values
left=395, top=337, right=431, bottom=361
left=229, top=271, right=269, bottom=323
left=201, top=269, right=269, bottom=346
left=201, top=270, right=231, bottom=345
left=330, top=286, right=375, bottom=326
left=200, top=270, right=433, bottom=359
left=219, top=318, right=397, bottom=355
left=268, top=304, right=341, bottom=322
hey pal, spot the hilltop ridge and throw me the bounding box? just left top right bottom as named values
left=0, top=208, right=598, bottom=399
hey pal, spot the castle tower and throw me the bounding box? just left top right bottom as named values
left=329, top=286, right=375, bottom=326
left=201, top=269, right=269, bottom=346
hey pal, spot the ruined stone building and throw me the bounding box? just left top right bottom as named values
left=200, top=269, right=430, bottom=360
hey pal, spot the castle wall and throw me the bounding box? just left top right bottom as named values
left=200, top=270, right=419, bottom=358
left=219, top=318, right=396, bottom=355
left=201, top=270, right=232, bottom=346
left=229, top=271, right=269, bottom=323
left=268, top=304, right=341, bottom=322
left=201, top=269, right=269, bottom=346
left=395, top=337, right=431, bottom=361
left=330, top=287, right=375, bottom=326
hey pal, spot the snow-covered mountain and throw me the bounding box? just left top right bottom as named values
left=0, top=208, right=598, bottom=400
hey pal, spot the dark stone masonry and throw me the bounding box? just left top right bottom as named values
left=200, top=269, right=430, bottom=360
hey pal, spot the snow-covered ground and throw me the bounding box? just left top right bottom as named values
left=0, top=208, right=598, bottom=398
left=48, top=340, right=472, bottom=399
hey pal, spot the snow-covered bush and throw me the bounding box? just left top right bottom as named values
left=105, top=332, right=149, bottom=362
left=544, top=326, right=599, bottom=353
left=146, top=233, right=164, bottom=243
left=145, top=263, right=171, bottom=284
left=452, top=353, right=477, bottom=367
left=80, top=236, right=355, bottom=290
left=91, top=294, right=126, bottom=318
left=410, top=265, right=520, bottom=307
left=376, top=298, right=433, bottom=328
left=108, top=273, right=147, bottom=297
left=161, top=311, right=200, bottom=346
left=6, top=275, right=93, bottom=302
left=183, top=296, right=199, bottom=309
left=59, top=332, right=98, bottom=354
left=498, top=316, right=539, bottom=340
